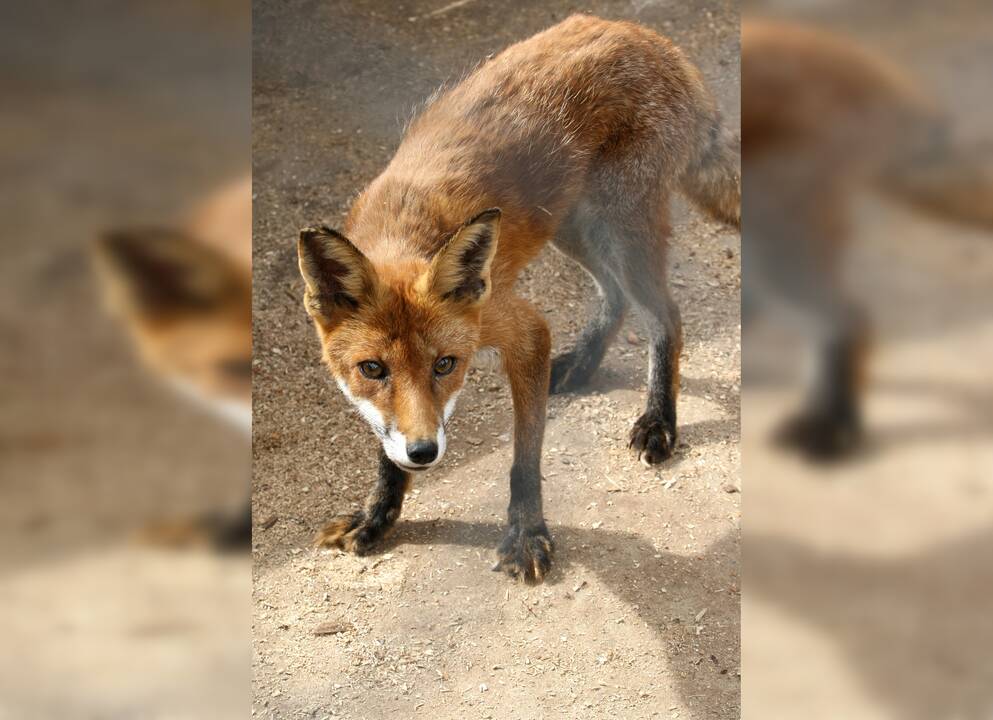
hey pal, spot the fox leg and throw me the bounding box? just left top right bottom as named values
left=606, top=210, right=682, bottom=466
left=315, top=452, right=409, bottom=554
left=749, top=201, right=867, bottom=459
left=549, top=207, right=628, bottom=394
left=627, top=281, right=683, bottom=466
left=486, top=297, right=554, bottom=584
left=137, top=501, right=252, bottom=551
left=201, top=501, right=252, bottom=549
left=775, top=302, right=868, bottom=459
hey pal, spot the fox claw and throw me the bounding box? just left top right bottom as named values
left=629, top=412, right=676, bottom=465
left=495, top=523, right=554, bottom=584
left=314, top=512, right=382, bottom=555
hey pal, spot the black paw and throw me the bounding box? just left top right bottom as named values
left=774, top=410, right=861, bottom=461
left=136, top=508, right=250, bottom=552
left=314, top=512, right=384, bottom=555
left=494, top=523, right=554, bottom=584
left=629, top=412, right=676, bottom=465
left=202, top=507, right=252, bottom=551
left=549, top=351, right=594, bottom=395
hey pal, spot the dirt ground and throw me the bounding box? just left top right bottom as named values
left=252, top=1, right=740, bottom=718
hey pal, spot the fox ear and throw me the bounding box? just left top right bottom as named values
left=426, top=208, right=500, bottom=305
left=298, top=226, right=377, bottom=325
left=93, top=228, right=245, bottom=321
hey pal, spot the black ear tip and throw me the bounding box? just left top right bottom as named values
left=97, top=228, right=143, bottom=252
left=474, top=207, right=501, bottom=223
left=92, top=230, right=129, bottom=272
left=299, top=225, right=345, bottom=244
left=94, top=227, right=175, bottom=264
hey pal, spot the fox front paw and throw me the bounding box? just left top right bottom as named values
left=494, top=523, right=554, bottom=584
left=136, top=509, right=250, bottom=551
left=629, top=412, right=676, bottom=466
left=314, top=512, right=384, bottom=555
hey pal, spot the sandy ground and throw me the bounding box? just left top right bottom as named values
left=0, top=3, right=250, bottom=717
left=741, top=3, right=993, bottom=718
left=252, top=1, right=740, bottom=718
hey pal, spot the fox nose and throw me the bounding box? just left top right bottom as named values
left=406, top=439, right=439, bottom=465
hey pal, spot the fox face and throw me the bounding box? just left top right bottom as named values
left=94, top=228, right=253, bottom=432
left=298, top=209, right=500, bottom=471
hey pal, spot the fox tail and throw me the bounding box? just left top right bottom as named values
left=680, top=114, right=741, bottom=230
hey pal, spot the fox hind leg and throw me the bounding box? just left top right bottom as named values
left=549, top=207, right=628, bottom=394
left=774, top=297, right=868, bottom=460
left=624, top=274, right=683, bottom=466
left=750, top=202, right=866, bottom=459
left=315, top=452, right=409, bottom=554
left=591, top=199, right=682, bottom=466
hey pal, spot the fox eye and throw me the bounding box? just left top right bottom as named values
left=434, top=356, right=457, bottom=377
left=358, top=360, right=386, bottom=380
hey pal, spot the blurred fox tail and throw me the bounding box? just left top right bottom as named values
left=680, top=115, right=741, bottom=230
left=880, top=130, right=993, bottom=231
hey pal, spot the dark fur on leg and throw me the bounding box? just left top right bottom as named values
left=137, top=502, right=251, bottom=551
left=494, top=465, right=553, bottom=583
left=549, top=344, right=608, bottom=394
left=630, top=332, right=681, bottom=465
left=493, top=299, right=554, bottom=583
left=203, top=502, right=252, bottom=550
left=315, top=452, right=409, bottom=554
left=549, top=286, right=626, bottom=394
left=775, top=408, right=861, bottom=460
left=495, top=518, right=554, bottom=584
left=549, top=209, right=627, bottom=395
left=776, top=325, right=866, bottom=460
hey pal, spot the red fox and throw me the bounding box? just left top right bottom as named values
left=743, top=20, right=993, bottom=458
left=297, top=15, right=739, bottom=583
left=93, top=174, right=252, bottom=546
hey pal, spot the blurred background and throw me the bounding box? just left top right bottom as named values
left=0, top=1, right=250, bottom=717
left=741, top=1, right=993, bottom=718
left=5, top=0, right=991, bottom=717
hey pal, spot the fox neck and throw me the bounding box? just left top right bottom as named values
left=345, top=178, right=468, bottom=263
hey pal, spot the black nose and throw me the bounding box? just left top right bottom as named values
left=406, top=439, right=438, bottom=465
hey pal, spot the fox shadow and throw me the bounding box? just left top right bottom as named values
left=869, top=377, right=993, bottom=451
left=379, top=519, right=740, bottom=719
left=746, top=525, right=993, bottom=720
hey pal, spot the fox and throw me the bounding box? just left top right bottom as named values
left=296, top=15, right=739, bottom=583
left=93, top=174, right=252, bottom=547
left=743, top=20, right=993, bottom=459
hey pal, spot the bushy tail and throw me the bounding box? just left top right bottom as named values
left=880, top=136, right=993, bottom=231
left=680, top=117, right=741, bottom=230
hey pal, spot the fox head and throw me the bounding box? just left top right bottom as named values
left=297, top=208, right=500, bottom=472
left=93, top=228, right=253, bottom=432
